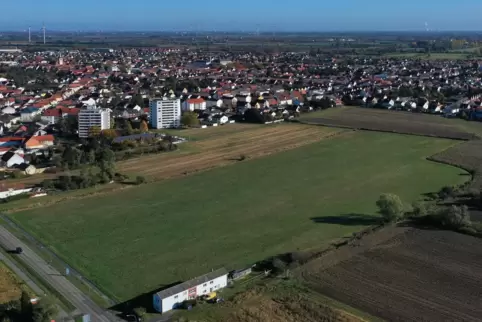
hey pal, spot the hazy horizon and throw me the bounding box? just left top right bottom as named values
left=1, top=0, right=481, bottom=32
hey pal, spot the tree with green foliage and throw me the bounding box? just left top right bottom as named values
left=61, top=146, right=82, bottom=169
left=133, top=307, right=146, bottom=319
left=88, top=125, right=102, bottom=138
left=56, top=117, right=78, bottom=136
left=438, top=186, right=456, bottom=200
left=32, top=298, right=58, bottom=322
left=20, top=291, right=32, bottom=320
left=376, top=193, right=404, bottom=223
left=130, top=94, right=144, bottom=107
left=126, top=121, right=134, bottom=135
left=181, top=112, right=200, bottom=127
left=440, top=205, right=471, bottom=230
left=411, top=201, right=430, bottom=218
left=135, top=176, right=146, bottom=185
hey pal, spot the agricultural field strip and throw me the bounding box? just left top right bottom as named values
left=300, top=229, right=482, bottom=321
left=129, top=130, right=341, bottom=177
left=118, top=125, right=318, bottom=170
left=119, top=126, right=344, bottom=177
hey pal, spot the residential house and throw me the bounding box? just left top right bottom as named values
left=20, top=107, right=41, bottom=122
left=23, top=135, right=55, bottom=150
left=1, top=151, right=25, bottom=168
left=182, top=98, right=207, bottom=112
left=0, top=137, right=24, bottom=148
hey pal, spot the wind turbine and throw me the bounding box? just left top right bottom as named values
left=42, top=22, right=46, bottom=44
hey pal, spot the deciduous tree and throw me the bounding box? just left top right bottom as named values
left=376, top=193, right=404, bottom=222
left=140, top=120, right=149, bottom=133
left=181, top=112, right=200, bottom=127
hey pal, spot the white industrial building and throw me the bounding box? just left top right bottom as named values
left=150, top=98, right=181, bottom=129
left=78, top=105, right=111, bottom=138
left=153, top=268, right=228, bottom=314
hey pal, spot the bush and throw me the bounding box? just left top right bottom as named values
left=438, top=186, right=456, bottom=200
left=133, top=307, right=146, bottom=318
left=181, top=112, right=200, bottom=127
left=439, top=205, right=471, bottom=229
left=272, top=258, right=287, bottom=273
left=410, top=201, right=433, bottom=218
left=376, top=193, right=404, bottom=222
left=41, top=179, right=54, bottom=190
left=135, top=176, right=146, bottom=185
left=458, top=226, right=478, bottom=236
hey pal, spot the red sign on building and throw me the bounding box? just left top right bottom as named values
left=188, top=287, right=197, bottom=299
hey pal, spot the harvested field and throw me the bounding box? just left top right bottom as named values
left=117, top=123, right=345, bottom=179
left=300, top=226, right=482, bottom=322
left=0, top=261, right=24, bottom=304
left=178, top=281, right=375, bottom=322
left=300, top=107, right=479, bottom=140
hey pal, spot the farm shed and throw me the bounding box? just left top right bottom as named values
left=229, top=267, right=252, bottom=280
left=153, top=268, right=228, bottom=314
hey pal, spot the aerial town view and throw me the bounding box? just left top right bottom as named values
left=1, top=1, right=482, bottom=321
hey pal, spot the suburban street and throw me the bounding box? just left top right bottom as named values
left=0, top=224, right=120, bottom=322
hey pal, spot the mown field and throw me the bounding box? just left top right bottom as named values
left=300, top=226, right=482, bottom=321
left=9, top=131, right=467, bottom=302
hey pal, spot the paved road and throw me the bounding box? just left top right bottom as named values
left=0, top=224, right=120, bottom=322
left=0, top=252, right=72, bottom=320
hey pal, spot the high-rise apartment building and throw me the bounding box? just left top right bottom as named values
left=150, top=98, right=181, bottom=129
left=78, top=105, right=111, bottom=138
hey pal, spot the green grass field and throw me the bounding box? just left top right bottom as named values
left=10, top=132, right=467, bottom=301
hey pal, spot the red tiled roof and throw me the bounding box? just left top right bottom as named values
left=0, top=137, right=24, bottom=142
left=33, top=135, right=54, bottom=142
left=43, top=109, right=61, bottom=117
left=61, top=107, right=80, bottom=116
left=187, top=98, right=205, bottom=104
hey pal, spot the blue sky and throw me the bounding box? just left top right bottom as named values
left=1, top=0, right=481, bottom=31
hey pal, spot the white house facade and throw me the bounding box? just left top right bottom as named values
left=153, top=268, right=228, bottom=314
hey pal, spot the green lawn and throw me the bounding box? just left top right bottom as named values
left=10, top=132, right=467, bottom=301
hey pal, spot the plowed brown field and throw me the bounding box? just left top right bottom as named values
left=300, top=226, right=482, bottom=322
left=430, top=139, right=482, bottom=188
